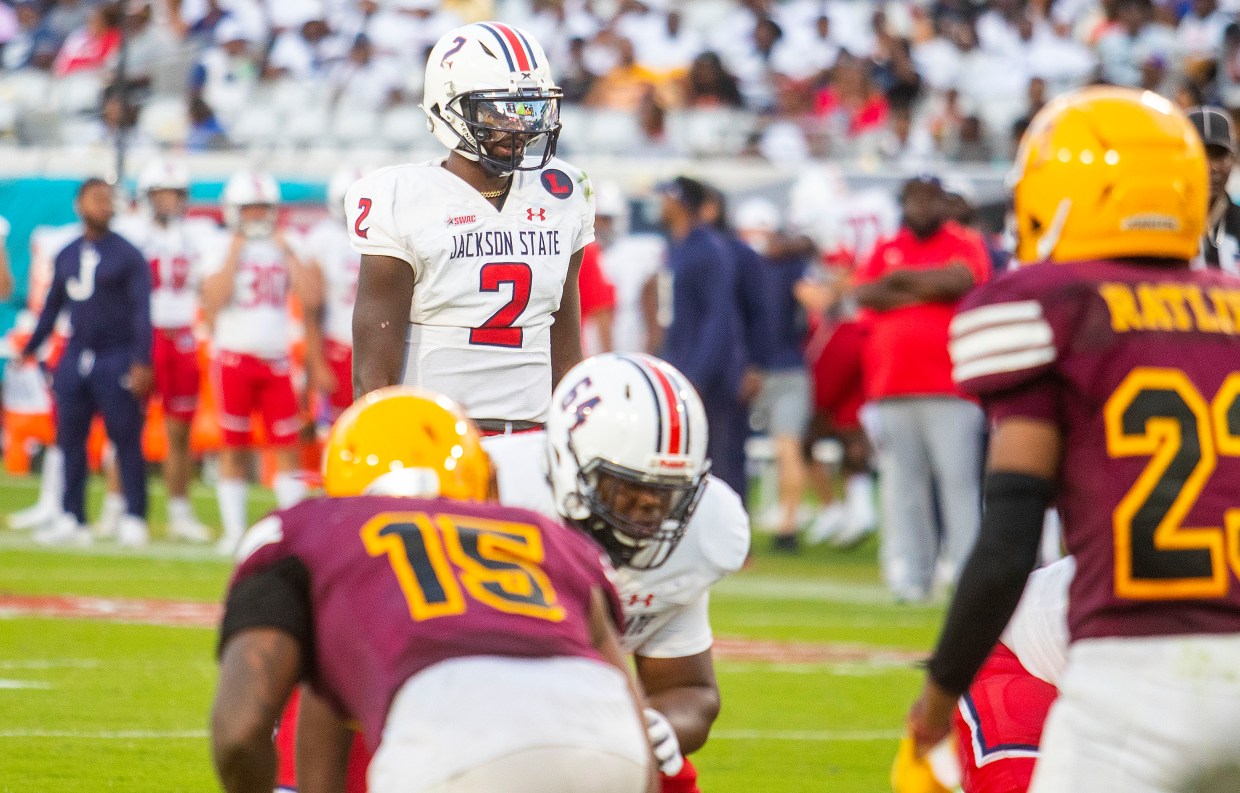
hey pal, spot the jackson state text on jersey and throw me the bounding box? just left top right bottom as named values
left=949, top=261, right=1240, bottom=641
left=482, top=431, right=751, bottom=657
left=344, top=158, right=595, bottom=423
left=226, top=496, right=623, bottom=753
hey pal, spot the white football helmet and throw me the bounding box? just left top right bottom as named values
left=137, top=158, right=190, bottom=224
left=421, top=22, right=562, bottom=176
left=327, top=165, right=365, bottom=221
left=222, top=170, right=280, bottom=238
left=137, top=157, right=190, bottom=194
left=547, top=353, right=710, bottom=570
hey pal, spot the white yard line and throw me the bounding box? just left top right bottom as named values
left=714, top=576, right=940, bottom=607
left=0, top=679, right=53, bottom=689
left=712, top=728, right=902, bottom=742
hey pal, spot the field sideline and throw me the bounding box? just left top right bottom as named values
left=0, top=471, right=944, bottom=792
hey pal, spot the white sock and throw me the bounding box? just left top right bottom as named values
left=167, top=497, right=194, bottom=524
left=40, top=446, right=64, bottom=509
left=845, top=472, right=876, bottom=527
left=102, top=491, right=127, bottom=517
left=216, top=479, right=248, bottom=540
left=273, top=472, right=307, bottom=509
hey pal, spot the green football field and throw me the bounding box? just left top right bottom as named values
left=0, top=472, right=944, bottom=792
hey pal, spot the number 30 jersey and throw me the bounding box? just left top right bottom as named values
left=201, top=236, right=293, bottom=360
left=221, top=496, right=623, bottom=754
left=949, top=259, right=1240, bottom=642
left=345, top=157, right=595, bottom=423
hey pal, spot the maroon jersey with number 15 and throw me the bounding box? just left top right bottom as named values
left=949, top=259, right=1240, bottom=643
left=222, top=496, right=623, bottom=752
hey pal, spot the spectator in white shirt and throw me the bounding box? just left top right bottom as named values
left=188, top=17, right=259, bottom=122
left=1096, top=0, right=1179, bottom=87
left=327, top=34, right=403, bottom=110
left=631, top=10, right=701, bottom=75
left=1178, top=0, right=1231, bottom=73
left=266, top=17, right=344, bottom=81
left=771, top=14, right=840, bottom=83
left=862, top=96, right=938, bottom=169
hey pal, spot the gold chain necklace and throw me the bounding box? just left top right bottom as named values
left=479, top=182, right=511, bottom=199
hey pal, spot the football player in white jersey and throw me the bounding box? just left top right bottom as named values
left=202, top=171, right=313, bottom=553
left=301, top=166, right=364, bottom=421
left=347, top=22, right=593, bottom=432
left=485, top=353, right=750, bottom=793
left=110, top=158, right=215, bottom=541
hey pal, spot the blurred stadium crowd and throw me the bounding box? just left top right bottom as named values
left=0, top=0, right=1237, bottom=161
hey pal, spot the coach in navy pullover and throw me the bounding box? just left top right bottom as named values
left=656, top=177, right=748, bottom=496
left=23, top=178, right=154, bottom=535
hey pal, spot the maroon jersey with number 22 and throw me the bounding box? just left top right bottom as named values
left=950, top=259, right=1240, bottom=642
left=225, top=496, right=624, bottom=752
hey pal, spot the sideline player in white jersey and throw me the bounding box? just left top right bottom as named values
left=347, top=22, right=593, bottom=433
left=486, top=353, right=750, bottom=793
left=109, top=158, right=215, bottom=541
left=300, top=166, right=364, bottom=421
left=202, top=171, right=312, bottom=553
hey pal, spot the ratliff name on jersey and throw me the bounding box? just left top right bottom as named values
left=450, top=230, right=562, bottom=260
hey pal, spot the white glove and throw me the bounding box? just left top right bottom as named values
left=644, top=707, right=684, bottom=776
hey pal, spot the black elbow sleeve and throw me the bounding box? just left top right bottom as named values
left=925, top=471, right=1055, bottom=695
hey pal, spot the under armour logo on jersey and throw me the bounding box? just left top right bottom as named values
left=66, top=244, right=100, bottom=301
left=627, top=593, right=655, bottom=607
left=527, top=208, right=546, bottom=222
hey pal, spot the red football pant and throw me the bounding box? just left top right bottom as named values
left=152, top=327, right=200, bottom=421
left=323, top=338, right=354, bottom=416
left=209, top=351, right=300, bottom=447
left=952, top=643, right=1057, bottom=793
left=276, top=688, right=369, bottom=793
left=661, top=757, right=700, bottom=793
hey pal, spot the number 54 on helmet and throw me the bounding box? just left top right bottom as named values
left=1011, top=86, right=1207, bottom=265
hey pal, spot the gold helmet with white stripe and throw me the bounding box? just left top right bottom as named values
left=1011, top=86, right=1206, bottom=264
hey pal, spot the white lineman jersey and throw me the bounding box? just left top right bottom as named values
left=301, top=218, right=358, bottom=346
left=114, top=213, right=218, bottom=329
left=202, top=237, right=292, bottom=359
left=1000, top=556, right=1073, bottom=687
left=483, top=432, right=751, bottom=658
left=345, top=157, right=595, bottom=423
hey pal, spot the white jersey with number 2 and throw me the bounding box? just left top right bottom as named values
left=345, top=157, right=595, bottom=423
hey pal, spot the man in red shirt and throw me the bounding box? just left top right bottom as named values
left=578, top=240, right=616, bottom=355
left=855, top=175, right=990, bottom=602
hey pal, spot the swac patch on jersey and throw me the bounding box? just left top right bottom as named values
left=541, top=169, right=574, bottom=199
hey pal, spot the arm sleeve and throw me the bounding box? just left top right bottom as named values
left=635, top=593, right=714, bottom=659
left=24, top=254, right=67, bottom=356
left=128, top=246, right=153, bottom=365
left=925, top=472, right=1055, bottom=695
left=345, top=173, right=416, bottom=266
left=217, top=555, right=314, bottom=666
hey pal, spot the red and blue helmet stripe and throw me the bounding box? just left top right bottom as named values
left=475, top=22, right=540, bottom=72
left=620, top=355, right=690, bottom=456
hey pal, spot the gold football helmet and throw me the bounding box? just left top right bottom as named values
left=1011, top=86, right=1206, bottom=264
left=322, top=387, right=493, bottom=500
